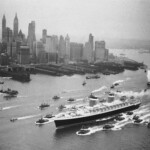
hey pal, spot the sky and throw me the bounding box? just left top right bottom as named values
left=0, top=0, right=150, bottom=42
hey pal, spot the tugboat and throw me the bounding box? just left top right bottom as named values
left=10, top=118, right=18, bottom=122
left=110, top=85, right=115, bottom=89
left=133, top=115, right=140, bottom=120
left=0, top=88, right=18, bottom=96
left=126, top=111, right=133, bottom=115
left=134, top=118, right=143, bottom=123
left=39, top=103, right=50, bottom=109
left=103, top=124, right=114, bottom=130
left=35, top=117, right=49, bottom=125
left=53, top=95, right=60, bottom=100
left=114, top=83, right=119, bottom=86
left=0, top=81, right=4, bottom=84
left=82, top=81, right=86, bottom=86
left=67, top=98, right=75, bottom=102
left=120, top=96, right=127, bottom=101
left=86, top=75, right=100, bottom=79
left=77, top=125, right=90, bottom=134
left=147, top=122, right=150, bottom=128
left=44, top=113, right=55, bottom=119
left=115, top=116, right=125, bottom=121
left=58, top=105, right=66, bottom=111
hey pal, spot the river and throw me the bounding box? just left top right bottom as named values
left=0, top=49, right=150, bottom=150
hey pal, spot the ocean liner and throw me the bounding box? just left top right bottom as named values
left=54, top=94, right=141, bottom=129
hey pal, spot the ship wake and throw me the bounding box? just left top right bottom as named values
left=76, top=103, right=150, bottom=136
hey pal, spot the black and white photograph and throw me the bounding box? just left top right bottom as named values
left=0, top=0, right=150, bottom=150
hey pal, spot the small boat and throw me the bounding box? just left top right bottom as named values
left=103, top=124, right=114, bottom=130
left=77, top=125, right=90, bottom=134
left=126, top=111, right=133, bottom=115
left=58, top=105, right=66, bottom=111
left=133, top=115, right=140, bottom=120
left=114, top=83, right=119, bottom=86
left=0, top=88, right=18, bottom=96
left=44, top=113, right=55, bottom=119
left=130, top=96, right=134, bottom=99
left=78, top=129, right=90, bottom=134
left=147, top=122, right=150, bottom=128
left=53, top=95, right=60, bottom=100
left=82, top=81, right=86, bottom=86
left=115, top=116, right=125, bottom=121
left=134, top=119, right=142, bottom=123
left=67, top=98, right=75, bottom=102
left=35, top=118, right=49, bottom=124
left=10, top=118, right=18, bottom=122
left=117, top=113, right=123, bottom=117
left=39, top=103, right=50, bottom=109
left=86, top=75, right=100, bottom=79
left=110, top=85, right=115, bottom=89
left=120, top=96, right=127, bottom=101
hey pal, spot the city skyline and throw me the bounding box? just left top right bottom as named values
left=0, top=0, right=150, bottom=42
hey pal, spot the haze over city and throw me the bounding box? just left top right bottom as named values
left=0, top=0, right=150, bottom=43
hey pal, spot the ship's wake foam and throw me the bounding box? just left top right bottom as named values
left=92, top=86, right=107, bottom=93
left=0, top=105, right=21, bottom=111
left=62, top=89, right=88, bottom=94
left=113, top=78, right=131, bottom=85
left=76, top=104, right=150, bottom=136
left=17, top=114, right=41, bottom=120
left=114, top=89, right=150, bottom=98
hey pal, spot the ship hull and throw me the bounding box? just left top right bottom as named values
left=54, top=103, right=140, bottom=129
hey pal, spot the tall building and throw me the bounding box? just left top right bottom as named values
left=89, top=33, right=94, bottom=50
left=6, top=27, right=13, bottom=43
left=45, top=36, right=58, bottom=63
left=70, top=42, right=83, bottom=62
left=65, top=34, right=70, bottom=61
left=2, top=14, right=6, bottom=42
left=83, top=42, right=93, bottom=63
left=59, top=35, right=66, bottom=58
left=95, top=41, right=108, bottom=62
left=83, top=33, right=94, bottom=63
left=27, top=21, right=36, bottom=55
left=18, top=30, right=25, bottom=43
left=42, top=29, right=47, bottom=44
left=13, top=13, right=19, bottom=40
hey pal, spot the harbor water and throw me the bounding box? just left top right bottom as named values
left=0, top=49, right=150, bottom=150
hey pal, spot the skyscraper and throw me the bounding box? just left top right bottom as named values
left=65, top=34, right=70, bottom=61
left=89, top=33, right=94, bottom=50
left=42, top=29, right=47, bottom=44
left=83, top=33, right=94, bottom=63
left=95, top=41, right=106, bottom=62
left=13, top=13, right=19, bottom=40
left=2, top=14, right=6, bottom=42
left=27, top=21, right=36, bottom=55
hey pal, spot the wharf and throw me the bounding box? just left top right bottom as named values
left=0, top=65, right=30, bottom=82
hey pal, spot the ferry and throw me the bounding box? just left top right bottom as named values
left=54, top=94, right=141, bottom=129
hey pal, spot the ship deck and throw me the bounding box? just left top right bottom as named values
left=55, top=99, right=141, bottom=120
